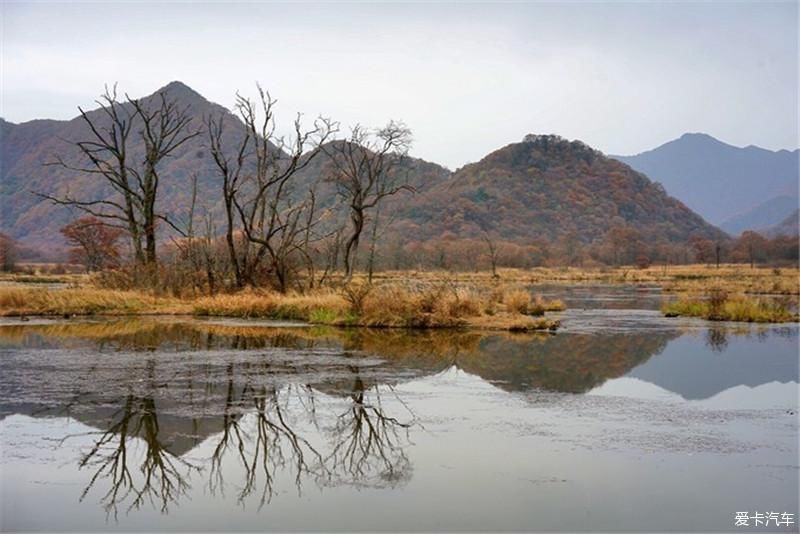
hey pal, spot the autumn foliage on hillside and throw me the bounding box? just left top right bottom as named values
left=391, top=135, right=724, bottom=246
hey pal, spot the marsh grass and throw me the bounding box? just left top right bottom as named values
left=528, top=294, right=567, bottom=316
left=0, top=287, right=187, bottom=316
left=193, top=289, right=348, bottom=321
left=500, top=287, right=565, bottom=316
left=0, top=281, right=563, bottom=332
left=367, top=264, right=800, bottom=295
left=662, top=291, right=797, bottom=323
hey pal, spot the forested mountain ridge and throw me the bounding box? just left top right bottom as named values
left=2, top=83, right=724, bottom=260
left=391, top=135, right=726, bottom=245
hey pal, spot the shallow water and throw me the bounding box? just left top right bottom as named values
left=1, top=286, right=798, bottom=532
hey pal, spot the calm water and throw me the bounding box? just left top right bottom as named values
left=1, top=286, right=798, bottom=532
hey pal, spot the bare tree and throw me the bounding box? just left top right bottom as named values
left=323, top=122, right=413, bottom=279
left=0, top=233, right=17, bottom=272
left=42, top=84, right=200, bottom=267
left=167, top=174, right=224, bottom=294
left=207, top=85, right=335, bottom=291
left=482, top=231, right=499, bottom=277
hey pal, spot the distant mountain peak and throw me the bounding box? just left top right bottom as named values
left=157, top=80, right=195, bottom=93
left=151, top=81, right=208, bottom=105
left=679, top=132, right=716, bottom=141
left=671, top=132, right=733, bottom=150
left=613, top=132, right=800, bottom=225
left=520, top=133, right=600, bottom=155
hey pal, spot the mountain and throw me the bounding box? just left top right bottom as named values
left=392, top=134, right=726, bottom=244
left=0, top=82, right=452, bottom=256
left=1, top=81, right=237, bottom=253
left=2, top=83, right=723, bottom=257
left=760, top=209, right=799, bottom=238
left=719, top=195, right=798, bottom=236
left=612, top=133, right=799, bottom=225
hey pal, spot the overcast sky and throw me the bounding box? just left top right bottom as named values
left=2, top=1, right=797, bottom=169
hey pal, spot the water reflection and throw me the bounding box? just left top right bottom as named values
left=0, top=318, right=797, bottom=526
left=77, top=389, right=200, bottom=518
left=705, top=327, right=729, bottom=352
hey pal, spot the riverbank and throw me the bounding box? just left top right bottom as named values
left=0, top=284, right=564, bottom=332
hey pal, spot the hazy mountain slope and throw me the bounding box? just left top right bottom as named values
left=720, top=195, right=798, bottom=235
left=392, top=135, right=726, bottom=244
left=612, top=133, right=799, bottom=225
left=760, top=209, right=799, bottom=238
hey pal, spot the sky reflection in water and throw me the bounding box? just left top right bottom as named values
left=0, top=295, right=797, bottom=532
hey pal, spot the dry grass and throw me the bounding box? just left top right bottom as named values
left=496, top=285, right=565, bottom=316
left=354, top=284, right=483, bottom=328
left=0, top=281, right=562, bottom=332
left=528, top=294, right=566, bottom=316
left=352, top=283, right=562, bottom=330
left=503, top=289, right=531, bottom=314
left=366, top=264, right=800, bottom=295
left=193, top=289, right=348, bottom=322
left=662, top=292, right=797, bottom=323
left=0, top=287, right=187, bottom=316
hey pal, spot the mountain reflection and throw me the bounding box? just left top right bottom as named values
left=0, top=318, right=795, bottom=516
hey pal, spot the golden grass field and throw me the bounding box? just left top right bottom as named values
left=0, top=264, right=797, bottom=326
left=367, top=264, right=800, bottom=295
left=0, top=282, right=563, bottom=332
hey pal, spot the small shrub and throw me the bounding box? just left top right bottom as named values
left=707, top=287, right=729, bottom=320
left=341, top=282, right=373, bottom=314
left=309, top=308, right=338, bottom=324
left=528, top=295, right=566, bottom=316
left=446, top=288, right=482, bottom=317
left=504, top=289, right=531, bottom=314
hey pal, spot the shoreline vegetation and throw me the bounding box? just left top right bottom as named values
left=1, top=264, right=798, bottom=326
left=661, top=288, right=798, bottom=323
left=0, top=281, right=565, bottom=332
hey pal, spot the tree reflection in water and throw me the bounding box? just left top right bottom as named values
left=74, top=361, right=202, bottom=519
left=206, top=369, right=328, bottom=509
left=326, top=366, right=414, bottom=488
left=705, top=327, right=729, bottom=352
left=5, top=318, right=769, bottom=518
left=65, top=354, right=417, bottom=517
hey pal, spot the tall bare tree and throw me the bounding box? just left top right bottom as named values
left=207, top=85, right=335, bottom=291
left=323, top=122, right=413, bottom=279
left=42, top=84, right=200, bottom=266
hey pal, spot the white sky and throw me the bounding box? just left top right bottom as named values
left=2, top=1, right=798, bottom=169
